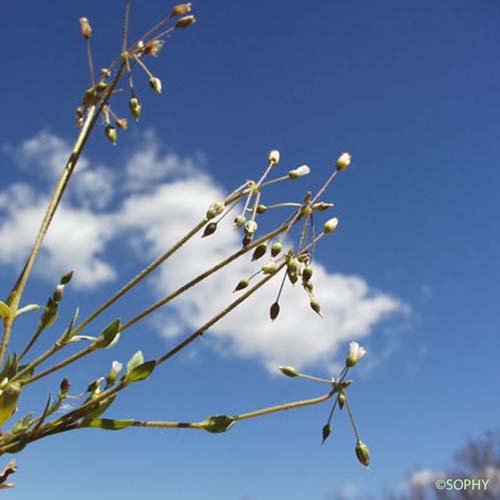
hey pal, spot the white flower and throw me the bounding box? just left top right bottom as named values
left=268, top=149, right=280, bottom=165
left=336, top=152, right=351, bottom=171
left=323, top=217, right=339, bottom=234
left=346, top=341, right=367, bottom=367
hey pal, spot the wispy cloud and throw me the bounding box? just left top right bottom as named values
left=0, top=130, right=409, bottom=371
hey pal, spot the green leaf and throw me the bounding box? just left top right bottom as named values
left=15, top=304, right=40, bottom=318
left=200, top=415, right=236, bottom=434
left=10, top=412, right=35, bottom=435
left=61, top=307, right=80, bottom=343
left=0, top=302, right=13, bottom=320
left=126, top=350, right=144, bottom=375
left=124, top=361, right=155, bottom=384
left=87, top=418, right=133, bottom=431
left=96, top=319, right=121, bottom=349
left=83, top=395, right=116, bottom=421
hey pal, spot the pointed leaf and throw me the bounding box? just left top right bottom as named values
left=97, top=319, right=121, bottom=349
left=61, top=307, right=80, bottom=343
left=0, top=302, right=13, bottom=320
left=126, top=350, right=144, bottom=375
left=124, top=360, right=155, bottom=384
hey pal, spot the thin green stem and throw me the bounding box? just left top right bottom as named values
left=343, top=392, right=361, bottom=442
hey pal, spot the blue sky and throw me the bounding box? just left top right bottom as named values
left=1, top=0, right=499, bottom=498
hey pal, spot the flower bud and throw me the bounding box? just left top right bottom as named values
left=323, top=217, right=339, bottom=234
left=60, top=270, right=74, bottom=285
left=312, top=202, right=334, bottom=211
left=242, top=235, right=253, bottom=247
left=261, top=261, right=279, bottom=274
left=106, top=361, right=123, bottom=386
left=268, top=149, right=280, bottom=165
left=100, top=68, right=111, bottom=78
left=355, top=440, right=370, bottom=467
left=234, top=215, right=246, bottom=229
left=79, top=17, right=92, bottom=39
left=60, top=378, right=70, bottom=396
left=278, top=366, right=299, bottom=378
left=270, top=302, right=280, bottom=321
left=171, top=3, right=192, bottom=17
left=206, top=201, right=225, bottom=220
left=244, top=220, right=258, bottom=235
left=336, top=152, right=352, bottom=171
left=252, top=243, right=267, bottom=261
left=338, top=393, right=346, bottom=410
left=233, top=279, right=249, bottom=292
left=322, top=424, right=332, bottom=444
left=256, top=204, right=267, bottom=214
left=129, top=97, right=142, bottom=121
left=288, top=164, right=310, bottom=179
left=175, top=15, right=196, bottom=29
left=105, top=125, right=117, bottom=145
left=202, top=222, right=218, bottom=237
left=271, top=242, right=282, bottom=257
left=115, top=118, right=128, bottom=130
left=310, top=297, right=323, bottom=317
left=149, top=76, right=163, bottom=94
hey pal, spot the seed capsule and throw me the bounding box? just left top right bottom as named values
left=244, top=220, right=258, bottom=235
left=171, top=3, right=192, bottom=17
left=302, top=265, right=313, bottom=283
left=278, top=366, right=299, bottom=378
left=176, top=15, right=196, bottom=29
left=233, top=279, right=250, bottom=292
left=234, top=215, right=246, bottom=229
left=261, top=261, right=279, bottom=274
left=355, top=440, right=370, bottom=467
left=202, top=222, right=217, bottom=237
left=322, top=424, right=332, bottom=444
left=256, top=204, right=267, bottom=214
left=310, top=297, right=323, bottom=317
left=270, top=302, right=280, bottom=321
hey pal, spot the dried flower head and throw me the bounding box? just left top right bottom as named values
left=149, top=77, right=163, bottom=94
left=346, top=341, right=367, bottom=367
left=176, top=15, right=196, bottom=29
left=171, top=3, right=192, bottom=17
left=323, top=217, right=339, bottom=234
left=288, top=164, right=310, bottom=179
left=144, top=39, right=165, bottom=57
left=268, top=149, right=280, bottom=165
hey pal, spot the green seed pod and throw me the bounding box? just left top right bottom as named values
left=252, top=243, right=267, bottom=261
left=271, top=242, right=282, bottom=257
left=303, top=281, right=314, bottom=294
left=278, top=366, right=299, bottom=378
left=270, top=302, right=280, bottom=321
left=261, top=261, right=279, bottom=274
left=256, top=204, right=267, bottom=214
left=129, top=97, right=142, bottom=121
left=310, top=297, right=323, bottom=317
left=202, top=222, right=218, bottom=238
left=302, top=265, right=313, bottom=283
left=322, top=424, right=332, bottom=444
left=286, top=258, right=300, bottom=285
left=355, top=440, right=370, bottom=467
left=105, top=125, right=117, bottom=145
left=338, top=392, right=346, bottom=410
left=0, top=381, right=21, bottom=426
left=233, top=279, right=250, bottom=292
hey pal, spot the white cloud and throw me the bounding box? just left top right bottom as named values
left=0, top=130, right=408, bottom=370
left=408, top=469, right=443, bottom=488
